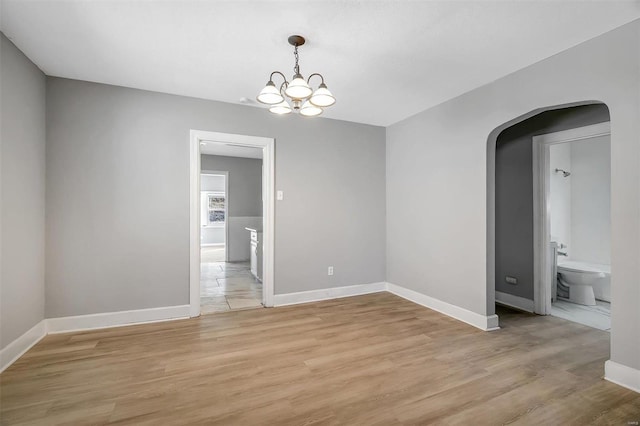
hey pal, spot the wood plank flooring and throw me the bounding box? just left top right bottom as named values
left=1, top=293, right=638, bottom=425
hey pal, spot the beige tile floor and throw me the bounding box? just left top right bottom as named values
left=200, top=247, right=263, bottom=314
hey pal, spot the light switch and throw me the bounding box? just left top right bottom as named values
left=277, top=190, right=284, bottom=201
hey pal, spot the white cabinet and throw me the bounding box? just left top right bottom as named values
left=246, top=228, right=263, bottom=282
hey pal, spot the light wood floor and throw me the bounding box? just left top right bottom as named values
left=1, top=293, right=638, bottom=425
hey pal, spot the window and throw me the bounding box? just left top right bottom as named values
left=207, top=193, right=225, bottom=225
left=201, top=191, right=225, bottom=227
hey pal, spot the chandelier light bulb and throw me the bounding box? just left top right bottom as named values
left=299, top=100, right=323, bottom=117
left=269, top=100, right=292, bottom=115
left=309, top=83, right=336, bottom=107
left=256, top=81, right=284, bottom=105
left=284, top=75, right=313, bottom=100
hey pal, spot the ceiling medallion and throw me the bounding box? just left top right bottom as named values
left=257, top=35, right=336, bottom=117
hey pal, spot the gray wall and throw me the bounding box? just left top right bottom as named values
left=386, top=20, right=640, bottom=370
left=495, top=105, right=610, bottom=300
left=45, top=77, right=386, bottom=317
left=0, top=33, right=47, bottom=349
left=201, top=155, right=262, bottom=217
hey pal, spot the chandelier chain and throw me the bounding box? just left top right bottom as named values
left=293, top=45, right=300, bottom=76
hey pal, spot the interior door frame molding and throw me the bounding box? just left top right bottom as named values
left=189, top=130, right=276, bottom=317
left=531, top=121, right=610, bottom=315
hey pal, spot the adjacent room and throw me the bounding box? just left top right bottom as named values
left=2, top=1, right=640, bottom=424
left=199, top=141, right=265, bottom=313
left=494, top=104, right=612, bottom=330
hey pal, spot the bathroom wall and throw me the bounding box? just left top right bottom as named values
left=570, top=135, right=611, bottom=265
left=200, top=174, right=226, bottom=246
left=549, top=143, right=572, bottom=254
left=494, top=105, right=610, bottom=300
left=549, top=135, right=611, bottom=265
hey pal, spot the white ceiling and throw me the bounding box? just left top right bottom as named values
left=200, top=141, right=263, bottom=159
left=2, top=1, right=639, bottom=126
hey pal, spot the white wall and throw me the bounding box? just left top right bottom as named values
left=387, top=20, right=640, bottom=371
left=45, top=77, right=386, bottom=318
left=201, top=174, right=224, bottom=192
left=550, top=143, right=572, bottom=253
left=570, top=135, right=611, bottom=265
left=0, top=33, right=47, bottom=349
left=550, top=135, right=611, bottom=265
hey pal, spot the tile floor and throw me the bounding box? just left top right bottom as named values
left=550, top=299, right=611, bottom=331
left=201, top=245, right=225, bottom=263
left=200, top=247, right=263, bottom=314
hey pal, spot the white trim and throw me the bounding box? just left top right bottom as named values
left=495, top=291, right=534, bottom=313
left=534, top=122, right=610, bottom=146
left=46, top=305, right=190, bottom=334
left=605, top=360, right=640, bottom=394
left=0, top=320, right=47, bottom=373
left=271, top=282, right=501, bottom=331
left=532, top=122, right=610, bottom=315
left=387, top=283, right=500, bottom=331
left=200, top=243, right=225, bottom=247
left=273, top=282, right=387, bottom=306
left=190, top=130, right=275, bottom=316
left=1, top=306, right=190, bottom=372
left=189, top=131, right=202, bottom=317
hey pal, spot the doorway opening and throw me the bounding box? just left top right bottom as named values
left=487, top=102, right=612, bottom=331
left=533, top=122, right=611, bottom=330
left=200, top=172, right=228, bottom=264
left=190, top=130, right=275, bottom=317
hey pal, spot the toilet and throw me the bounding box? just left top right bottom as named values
left=557, top=260, right=611, bottom=306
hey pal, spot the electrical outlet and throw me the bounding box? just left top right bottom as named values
left=277, top=190, right=284, bottom=201
left=505, top=276, right=518, bottom=285
left=328, top=266, right=334, bottom=276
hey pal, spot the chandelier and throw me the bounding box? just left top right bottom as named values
left=257, top=35, right=336, bottom=117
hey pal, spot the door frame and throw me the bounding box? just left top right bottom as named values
left=532, top=121, right=610, bottom=314
left=190, top=130, right=275, bottom=317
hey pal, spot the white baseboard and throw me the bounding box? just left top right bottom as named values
left=0, top=320, right=47, bottom=373
left=387, top=283, right=500, bottom=331
left=605, top=360, right=640, bottom=393
left=47, top=305, right=191, bottom=334
left=3, top=285, right=505, bottom=373
left=495, top=291, right=534, bottom=313
left=273, top=282, right=387, bottom=307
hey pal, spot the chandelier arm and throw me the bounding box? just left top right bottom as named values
left=279, top=81, right=288, bottom=96
left=269, top=71, right=289, bottom=85
left=307, top=73, right=325, bottom=86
